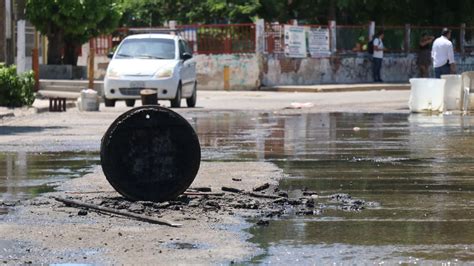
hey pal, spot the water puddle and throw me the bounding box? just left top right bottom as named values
left=0, top=152, right=99, bottom=212
left=0, top=111, right=473, bottom=262
left=193, top=112, right=474, bottom=263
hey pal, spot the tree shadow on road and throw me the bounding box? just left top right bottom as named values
left=0, top=126, right=67, bottom=135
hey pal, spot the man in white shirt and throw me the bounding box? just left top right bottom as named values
left=431, top=28, right=456, bottom=78
left=372, top=31, right=385, bottom=82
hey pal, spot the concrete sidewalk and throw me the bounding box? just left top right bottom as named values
left=0, top=83, right=411, bottom=118
left=261, top=83, right=410, bottom=93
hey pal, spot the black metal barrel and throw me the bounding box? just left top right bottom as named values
left=100, top=106, right=201, bottom=202
left=140, top=89, right=158, bottom=105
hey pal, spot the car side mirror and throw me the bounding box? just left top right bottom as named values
left=182, top=52, right=192, bottom=61
left=107, top=52, right=114, bottom=59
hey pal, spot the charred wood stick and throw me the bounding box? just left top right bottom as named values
left=188, top=187, right=212, bottom=192
left=247, top=192, right=282, bottom=200
left=221, top=186, right=243, bottom=193
left=253, top=183, right=270, bottom=192
left=183, top=191, right=225, bottom=196
left=273, top=197, right=288, bottom=204
left=65, top=191, right=113, bottom=194
left=53, top=197, right=181, bottom=227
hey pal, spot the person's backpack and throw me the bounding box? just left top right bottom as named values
left=367, top=38, right=374, bottom=55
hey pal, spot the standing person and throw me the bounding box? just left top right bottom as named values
left=417, top=32, right=434, bottom=77
left=431, top=28, right=456, bottom=78
left=372, top=31, right=385, bottom=82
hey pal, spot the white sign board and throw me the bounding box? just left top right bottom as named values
left=284, top=26, right=306, bottom=58
left=308, top=28, right=330, bottom=57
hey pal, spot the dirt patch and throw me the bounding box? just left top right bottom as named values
left=0, top=161, right=374, bottom=264
left=0, top=162, right=282, bottom=264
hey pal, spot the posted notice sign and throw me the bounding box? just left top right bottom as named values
left=308, top=28, right=330, bottom=57
left=284, top=26, right=306, bottom=58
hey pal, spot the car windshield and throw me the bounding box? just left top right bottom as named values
left=115, top=38, right=176, bottom=59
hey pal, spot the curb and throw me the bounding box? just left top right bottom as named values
left=0, top=112, right=15, bottom=119
left=0, top=101, right=77, bottom=118
left=260, top=83, right=410, bottom=93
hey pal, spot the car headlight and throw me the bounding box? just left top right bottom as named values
left=106, top=68, right=120, bottom=79
left=155, top=68, right=174, bottom=79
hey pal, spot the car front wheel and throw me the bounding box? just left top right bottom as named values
left=170, top=83, right=182, bottom=108
left=104, top=97, right=116, bottom=107
left=125, top=99, right=135, bottom=107
left=186, top=82, right=197, bottom=108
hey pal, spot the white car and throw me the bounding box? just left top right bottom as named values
left=104, top=34, right=197, bottom=108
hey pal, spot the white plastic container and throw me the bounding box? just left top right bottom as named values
left=461, top=71, right=474, bottom=111
left=78, top=89, right=99, bottom=111
left=408, top=78, right=446, bottom=113
left=468, top=95, right=474, bottom=111
left=441, top=74, right=462, bottom=111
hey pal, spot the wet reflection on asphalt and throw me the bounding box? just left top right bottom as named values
left=191, top=112, right=474, bottom=263
left=0, top=111, right=473, bottom=263
left=0, top=152, right=99, bottom=204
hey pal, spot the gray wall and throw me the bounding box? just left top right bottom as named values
left=260, top=53, right=474, bottom=86
left=195, top=54, right=260, bottom=90
left=262, top=53, right=415, bottom=86
left=87, top=51, right=474, bottom=90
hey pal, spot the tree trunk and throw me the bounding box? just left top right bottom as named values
left=47, top=30, right=64, bottom=65
left=63, top=40, right=79, bottom=66
left=328, top=0, right=336, bottom=21
left=15, top=0, right=27, bottom=20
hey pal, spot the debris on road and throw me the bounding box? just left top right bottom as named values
left=52, top=186, right=378, bottom=229
left=285, top=102, right=315, bottom=109
left=253, top=183, right=270, bottom=192
left=221, top=186, right=243, bottom=193
left=54, top=197, right=182, bottom=227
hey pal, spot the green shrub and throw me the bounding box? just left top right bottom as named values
left=0, top=65, right=35, bottom=107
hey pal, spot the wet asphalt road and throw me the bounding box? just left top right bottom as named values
left=4, top=90, right=473, bottom=263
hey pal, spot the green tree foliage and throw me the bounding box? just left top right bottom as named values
left=261, top=0, right=474, bottom=26
left=26, top=0, right=122, bottom=65
left=25, top=0, right=474, bottom=67
left=120, top=0, right=474, bottom=27
left=0, top=65, right=35, bottom=107
left=120, top=0, right=260, bottom=26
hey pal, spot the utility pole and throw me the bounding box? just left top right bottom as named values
left=15, top=0, right=27, bottom=73
left=5, top=0, right=14, bottom=65
left=0, top=1, right=5, bottom=63
left=328, top=0, right=336, bottom=21
left=88, top=39, right=95, bottom=89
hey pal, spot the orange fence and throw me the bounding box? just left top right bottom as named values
left=264, top=23, right=284, bottom=53
left=178, top=24, right=256, bottom=54
left=89, top=23, right=473, bottom=56
left=94, top=24, right=256, bottom=55
left=92, top=35, right=113, bottom=55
